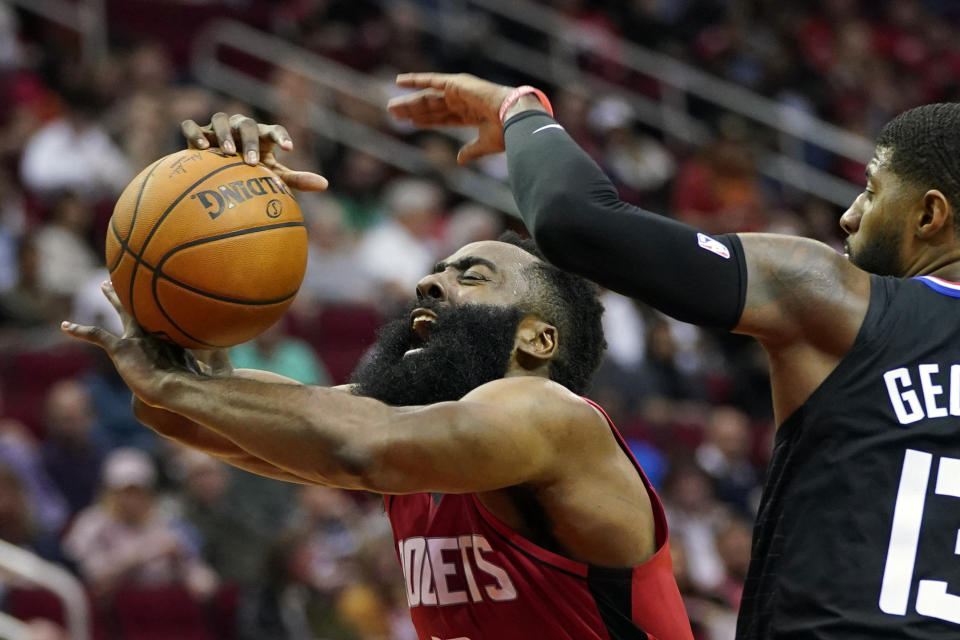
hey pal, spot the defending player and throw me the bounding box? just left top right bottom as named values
left=386, top=74, right=960, bottom=639
left=62, top=227, right=693, bottom=639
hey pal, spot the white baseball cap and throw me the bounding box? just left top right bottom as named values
left=103, top=448, right=156, bottom=490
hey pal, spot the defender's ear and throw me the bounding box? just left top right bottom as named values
left=514, top=315, right=558, bottom=368
left=917, top=189, right=952, bottom=239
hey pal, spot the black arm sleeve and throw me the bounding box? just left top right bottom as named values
left=504, top=110, right=747, bottom=330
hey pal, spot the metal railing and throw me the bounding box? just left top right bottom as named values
left=466, top=0, right=874, bottom=161
left=0, top=613, right=29, bottom=640
left=0, top=540, right=90, bottom=640
left=399, top=0, right=869, bottom=207
left=192, top=20, right=520, bottom=216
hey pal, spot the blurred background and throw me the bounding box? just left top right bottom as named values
left=0, top=0, right=957, bottom=638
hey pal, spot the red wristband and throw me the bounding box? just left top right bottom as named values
left=498, top=85, right=554, bottom=124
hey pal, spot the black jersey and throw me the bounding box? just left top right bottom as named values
left=738, top=275, right=960, bottom=639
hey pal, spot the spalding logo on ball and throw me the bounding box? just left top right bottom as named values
left=106, top=149, right=308, bottom=349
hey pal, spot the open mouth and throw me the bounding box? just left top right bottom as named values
left=406, top=307, right=438, bottom=354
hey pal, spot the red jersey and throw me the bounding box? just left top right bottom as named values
left=386, top=399, right=693, bottom=640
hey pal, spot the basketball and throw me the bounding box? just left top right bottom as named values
left=105, top=149, right=307, bottom=349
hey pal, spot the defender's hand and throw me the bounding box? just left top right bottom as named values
left=61, top=282, right=201, bottom=406
left=180, top=112, right=329, bottom=192
left=388, top=73, right=514, bottom=164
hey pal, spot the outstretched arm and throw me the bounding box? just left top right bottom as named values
left=501, top=108, right=870, bottom=348
left=143, top=374, right=581, bottom=493
left=388, top=73, right=871, bottom=347
left=132, top=398, right=314, bottom=484
left=62, top=284, right=593, bottom=494
left=132, top=365, right=322, bottom=484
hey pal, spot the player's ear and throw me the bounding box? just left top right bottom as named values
left=917, top=189, right=951, bottom=239
left=515, top=315, right=557, bottom=369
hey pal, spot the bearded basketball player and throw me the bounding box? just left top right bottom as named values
left=63, top=220, right=694, bottom=639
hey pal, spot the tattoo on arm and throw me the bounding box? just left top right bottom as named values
left=737, top=234, right=870, bottom=351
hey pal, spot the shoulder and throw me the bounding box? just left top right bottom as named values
left=738, top=233, right=858, bottom=287
left=460, top=377, right=612, bottom=446
left=736, top=232, right=871, bottom=349
left=461, top=375, right=589, bottom=409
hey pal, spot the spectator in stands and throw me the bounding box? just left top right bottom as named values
left=694, top=405, right=760, bottom=517
left=241, top=528, right=364, bottom=640
left=440, top=202, right=502, bottom=257
left=713, top=516, right=752, bottom=613
left=669, top=542, right=713, bottom=640
left=641, top=316, right=707, bottom=403
left=170, top=449, right=270, bottom=587
left=231, top=321, right=331, bottom=386
left=71, top=266, right=124, bottom=337
left=333, top=150, right=390, bottom=230
left=33, top=192, right=99, bottom=298
left=40, top=380, right=107, bottom=517
left=63, top=448, right=218, bottom=600
left=243, top=486, right=403, bottom=640
left=0, top=464, right=62, bottom=561
left=300, top=192, right=376, bottom=306
left=288, top=486, right=363, bottom=593
left=661, top=461, right=729, bottom=593
left=588, top=96, right=675, bottom=207
left=227, top=323, right=329, bottom=547
left=0, top=419, right=67, bottom=537
left=591, top=292, right=649, bottom=420
left=19, top=84, right=130, bottom=199
left=0, top=233, right=67, bottom=329
left=81, top=349, right=158, bottom=452
left=356, top=176, right=443, bottom=307
left=671, top=137, right=766, bottom=234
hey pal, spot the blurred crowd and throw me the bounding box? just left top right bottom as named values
left=0, top=0, right=953, bottom=638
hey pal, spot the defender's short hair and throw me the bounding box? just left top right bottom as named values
left=876, top=103, right=960, bottom=224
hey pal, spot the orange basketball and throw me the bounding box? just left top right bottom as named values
left=106, top=149, right=307, bottom=349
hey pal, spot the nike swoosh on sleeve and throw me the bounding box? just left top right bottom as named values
left=532, top=124, right=564, bottom=134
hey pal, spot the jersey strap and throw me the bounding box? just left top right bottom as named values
left=915, top=275, right=960, bottom=297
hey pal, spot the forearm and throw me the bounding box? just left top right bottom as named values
left=504, top=111, right=747, bottom=329
left=132, top=398, right=313, bottom=484
left=151, top=373, right=392, bottom=488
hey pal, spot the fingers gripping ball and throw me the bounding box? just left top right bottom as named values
left=106, top=149, right=307, bottom=348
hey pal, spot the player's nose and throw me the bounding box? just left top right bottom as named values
left=416, top=273, right=447, bottom=302
left=840, top=204, right=861, bottom=235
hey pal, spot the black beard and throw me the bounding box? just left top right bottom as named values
left=848, top=225, right=904, bottom=276
left=349, top=301, right=524, bottom=406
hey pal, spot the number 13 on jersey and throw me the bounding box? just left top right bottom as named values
left=880, top=449, right=960, bottom=624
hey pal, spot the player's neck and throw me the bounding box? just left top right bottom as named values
left=503, top=363, right=552, bottom=381
left=899, top=243, right=960, bottom=281
left=915, top=252, right=960, bottom=282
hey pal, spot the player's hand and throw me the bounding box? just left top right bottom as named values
left=60, top=281, right=202, bottom=406
left=387, top=73, right=514, bottom=164
left=180, top=112, right=329, bottom=192
left=190, top=348, right=233, bottom=377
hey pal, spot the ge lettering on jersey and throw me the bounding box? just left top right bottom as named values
left=883, top=364, right=960, bottom=425
left=879, top=363, right=960, bottom=626
left=398, top=534, right=517, bottom=608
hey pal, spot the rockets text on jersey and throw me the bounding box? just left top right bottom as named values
left=398, top=534, right=518, bottom=608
